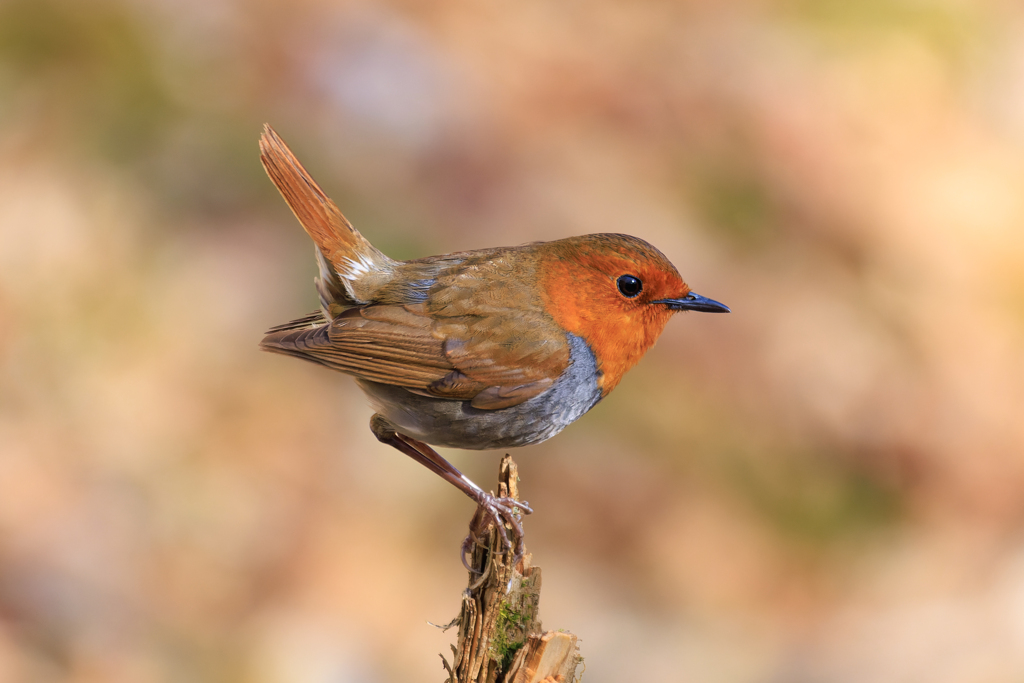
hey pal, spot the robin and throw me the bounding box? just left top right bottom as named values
left=258, top=125, right=729, bottom=566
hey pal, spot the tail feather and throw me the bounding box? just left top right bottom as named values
left=259, top=125, right=396, bottom=309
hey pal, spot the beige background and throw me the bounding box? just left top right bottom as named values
left=2, top=1, right=1024, bottom=681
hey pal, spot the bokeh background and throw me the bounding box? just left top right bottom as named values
left=3, top=0, right=1024, bottom=681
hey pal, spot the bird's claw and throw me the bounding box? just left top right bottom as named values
left=460, top=492, right=532, bottom=572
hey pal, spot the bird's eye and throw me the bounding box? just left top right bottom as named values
left=616, top=274, right=643, bottom=298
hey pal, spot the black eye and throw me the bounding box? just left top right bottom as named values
left=616, top=274, right=643, bottom=298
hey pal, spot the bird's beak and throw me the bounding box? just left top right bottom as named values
left=654, top=292, right=731, bottom=313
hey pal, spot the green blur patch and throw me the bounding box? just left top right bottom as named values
left=780, top=0, right=985, bottom=64
left=727, top=448, right=901, bottom=546
left=0, top=0, right=175, bottom=162
left=691, top=165, right=778, bottom=247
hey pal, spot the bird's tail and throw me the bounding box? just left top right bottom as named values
left=259, top=124, right=396, bottom=314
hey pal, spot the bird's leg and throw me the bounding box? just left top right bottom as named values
left=370, top=414, right=531, bottom=570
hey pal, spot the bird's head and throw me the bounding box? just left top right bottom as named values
left=538, top=234, right=728, bottom=395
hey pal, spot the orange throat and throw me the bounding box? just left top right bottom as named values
left=540, top=259, right=674, bottom=395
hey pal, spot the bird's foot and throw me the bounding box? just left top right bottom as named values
left=460, top=491, right=533, bottom=573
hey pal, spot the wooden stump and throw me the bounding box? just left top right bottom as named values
left=440, top=455, right=582, bottom=683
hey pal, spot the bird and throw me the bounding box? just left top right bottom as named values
left=257, top=124, right=729, bottom=567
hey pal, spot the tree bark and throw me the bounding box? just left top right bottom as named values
left=441, top=455, right=582, bottom=683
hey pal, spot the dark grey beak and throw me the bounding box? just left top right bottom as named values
left=654, top=291, right=731, bottom=313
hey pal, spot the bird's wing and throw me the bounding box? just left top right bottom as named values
left=261, top=305, right=453, bottom=387
left=261, top=302, right=571, bottom=410
left=431, top=307, right=569, bottom=409
left=265, top=310, right=327, bottom=334
left=421, top=250, right=574, bottom=409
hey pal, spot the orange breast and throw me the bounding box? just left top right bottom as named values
left=538, top=256, right=675, bottom=395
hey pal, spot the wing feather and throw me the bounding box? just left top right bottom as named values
left=261, top=252, right=575, bottom=409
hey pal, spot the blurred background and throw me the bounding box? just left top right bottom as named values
left=2, top=0, right=1024, bottom=681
